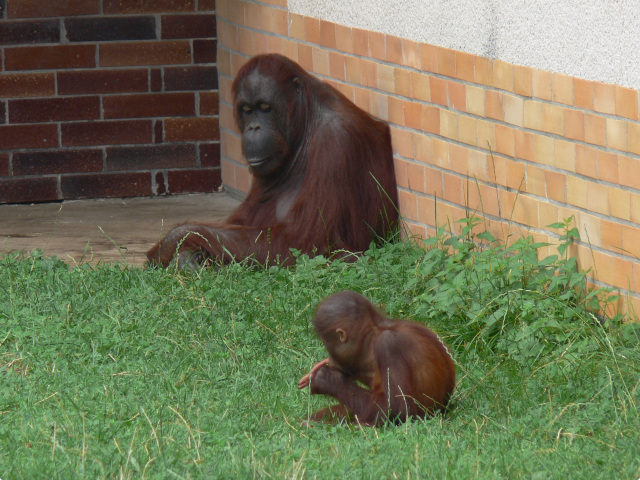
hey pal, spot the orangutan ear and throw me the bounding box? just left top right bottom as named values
left=336, top=328, right=347, bottom=343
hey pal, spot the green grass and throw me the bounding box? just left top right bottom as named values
left=1, top=219, right=639, bottom=479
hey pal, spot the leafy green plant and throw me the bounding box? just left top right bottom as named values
left=391, top=216, right=623, bottom=367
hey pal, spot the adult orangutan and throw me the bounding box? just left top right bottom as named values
left=147, top=54, right=398, bottom=268
left=298, top=291, right=455, bottom=426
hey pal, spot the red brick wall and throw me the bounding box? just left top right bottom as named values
left=0, top=0, right=220, bottom=204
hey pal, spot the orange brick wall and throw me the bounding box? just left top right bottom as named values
left=216, top=0, right=640, bottom=319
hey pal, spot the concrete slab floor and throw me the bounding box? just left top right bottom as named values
left=0, top=192, right=241, bottom=267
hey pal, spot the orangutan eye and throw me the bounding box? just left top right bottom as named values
left=259, top=103, right=271, bottom=113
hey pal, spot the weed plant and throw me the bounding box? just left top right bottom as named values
left=1, top=219, right=639, bottom=479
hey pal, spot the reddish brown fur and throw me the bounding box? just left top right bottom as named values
left=147, top=54, right=398, bottom=267
left=299, top=291, right=455, bottom=426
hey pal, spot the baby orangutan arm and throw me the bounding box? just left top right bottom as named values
left=304, top=364, right=386, bottom=426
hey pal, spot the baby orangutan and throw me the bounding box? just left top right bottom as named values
left=298, top=291, right=455, bottom=426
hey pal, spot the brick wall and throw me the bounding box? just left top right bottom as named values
left=0, top=0, right=220, bottom=204
left=216, top=0, right=640, bottom=319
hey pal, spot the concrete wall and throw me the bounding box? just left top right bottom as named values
left=290, top=0, right=640, bottom=90
left=217, top=0, right=640, bottom=318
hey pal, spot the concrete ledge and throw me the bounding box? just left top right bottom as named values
left=0, top=193, right=240, bottom=266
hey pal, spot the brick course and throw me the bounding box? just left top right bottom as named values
left=105, top=144, right=197, bottom=171
left=161, top=14, right=217, bottom=39
left=99, top=41, right=192, bottom=67
left=103, top=0, right=196, bottom=14
left=0, top=124, right=58, bottom=149
left=57, top=69, right=149, bottom=95
left=0, top=73, right=55, bottom=97
left=13, top=149, right=103, bottom=176
left=61, top=120, right=154, bottom=147
left=0, top=19, right=60, bottom=44
left=7, top=0, right=100, bottom=18
left=61, top=172, right=152, bottom=199
left=103, top=92, right=196, bottom=119
left=0, top=1, right=219, bottom=203
left=65, top=16, right=157, bottom=42
left=0, top=177, right=59, bottom=203
left=9, top=96, right=101, bottom=123
left=5, top=44, right=96, bottom=70
left=164, top=66, right=219, bottom=90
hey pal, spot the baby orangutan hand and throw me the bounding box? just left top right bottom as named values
left=298, top=358, right=330, bottom=389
